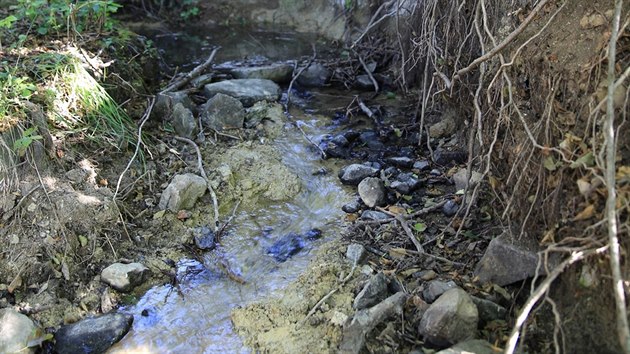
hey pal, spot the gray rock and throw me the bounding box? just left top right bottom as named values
left=154, top=91, right=194, bottom=120
left=346, top=243, right=366, bottom=265
left=203, top=79, right=281, bottom=107
left=54, top=313, right=133, bottom=354
left=355, top=74, right=375, bottom=90
left=452, top=169, right=483, bottom=191
left=296, top=63, right=331, bottom=87
left=436, top=339, right=496, bottom=354
left=474, top=232, right=540, bottom=286
left=191, top=73, right=214, bottom=88
left=434, top=149, right=467, bottom=165
left=0, top=308, right=38, bottom=354
left=419, top=288, right=478, bottom=347
left=331, top=134, right=350, bottom=147
left=101, top=262, right=149, bottom=292
left=229, top=63, right=294, bottom=83
left=353, top=272, right=390, bottom=310
left=359, top=131, right=385, bottom=150
left=358, top=177, right=386, bottom=208
left=471, top=296, right=507, bottom=323
left=338, top=164, right=379, bottom=185
left=194, top=226, right=216, bottom=250
left=390, top=172, right=421, bottom=195
left=413, top=160, right=430, bottom=171
left=158, top=173, right=207, bottom=212
left=360, top=210, right=389, bottom=221
left=442, top=200, right=459, bottom=217
left=387, top=156, right=414, bottom=168
left=423, top=280, right=458, bottom=303
left=429, top=117, right=456, bottom=138
left=342, top=200, right=361, bottom=213
left=200, top=93, right=245, bottom=131
left=171, top=103, right=197, bottom=139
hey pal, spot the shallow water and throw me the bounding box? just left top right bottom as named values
left=108, top=26, right=353, bottom=353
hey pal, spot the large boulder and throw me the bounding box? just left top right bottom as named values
left=203, top=79, right=281, bottom=107
left=338, top=164, right=379, bottom=185
left=158, top=173, right=207, bottom=212
left=101, top=262, right=149, bottom=292
left=229, top=63, right=294, bottom=83
left=418, top=288, right=478, bottom=347
left=200, top=93, right=245, bottom=131
left=296, top=63, right=331, bottom=87
left=54, top=313, right=133, bottom=354
left=0, top=308, right=39, bottom=354
left=474, top=232, right=541, bottom=286
left=358, top=177, right=386, bottom=208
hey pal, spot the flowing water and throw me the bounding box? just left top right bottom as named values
left=108, top=25, right=353, bottom=353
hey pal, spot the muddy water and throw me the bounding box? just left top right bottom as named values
left=109, top=26, right=352, bottom=353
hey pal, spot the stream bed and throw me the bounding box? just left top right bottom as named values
left=109, top=25, right=353, bottom=353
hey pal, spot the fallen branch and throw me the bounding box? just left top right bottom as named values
left=296, top=121, right=327, bottom=159
left=286, top=44, right=316, bottom=109
left=355, top=51, right=379, bottom=92
left=376, top=207, right=424, bottom=253
left=160, top=47, right=219, bottom=94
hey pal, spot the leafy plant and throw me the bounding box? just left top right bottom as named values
left=13, top=126, right=43, bottom=156
left=180, top=0, right=200, bottom=20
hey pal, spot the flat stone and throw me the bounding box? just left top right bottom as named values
left=171, top=103, right=197, bottom=139
left=203, top=79, right=281, bottom=107
left=452, top=168, right=483, bottom=191
left=229, top=63, right=294, bottom=83
left=360, top=210, right=389, bottom=221
left=353, top=272, right=390, bottom=310
left=436, top=339, right=496, bottom=354
left=358, top=177, right=386, bottom=208
left=338, top=164, right=379, bottom=185
left=346, top=243, right=366, bottom=265
left=54, top=313, right=133, bottom=354
left=423, top=280, right=458, bottom=303
left=355, top=74, right=375, bottom=90
left=387, top=156, right=414, bottom=168
left=474, top=232, right=540, bottom=286
left=200, top=93, right=245, bottom=131
left=0, top=308, right=38, bottom=354
left=101, top=262, right=149, bottom=292
left=419, top=288, right=478, bottom=347
left=296, top=63, right=331, bottom=87
left=413, top=160, right=430, bottom=171
left=158, top=173, right=207, bottom=212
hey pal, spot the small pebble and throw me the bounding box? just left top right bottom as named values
left=442, top=199, right=459, bottom=216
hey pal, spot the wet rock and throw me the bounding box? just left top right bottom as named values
left=434, top=149, right=467, bottom=165
left=355, top=74, right=375, bottom=90
left=0, top=308, right=39, bottom=354
left=243, top=102, right=285, bottom=135
left=338, top=164, right=379, bottom=185
left=203, top=79, right=281, bottom=107
left=413, top=160, right=430, bottom=171
left=359, top=131, right=385, bottom=150
left=200, top=93, right=245, bottom=131
left=353, top=272, right=390, bottom=310
left=171, top=103, right=197, bottom=139
left=419, top=288, right=478, bottom=347
left=194, top=226, right=216, bottom=250
left=229, top=63, right=294, bottom=83
left=358, top=177, right=386, bottom=208
left=474, top=232, right=540, bottom=286
left=267, top=229, right=323, bottom=262
left=346, top=243, right=366, bottom=265
left=296, top=63, right=331, bottom=87
left=442, top=200, right=459, bottom=217
left=436, top=339, right=496, bottom=354
left=452, top=168, right=483, bottom=191
left=322, top=140, right=350, bottom=159
left=390, top=172, right=421, bottom=195
left=191, top=73, right=213, bottom=88
left=332, top=134, right=350, bottom=147
left=340, top=292, right=407, bottom=354
left=429, top=117, right=456, bottom=138
left=471, top=296, right=507, bottom=324
left=423, top=280, right=458, bottom=303
left=154, top=91, right=195, bottom=119
left=54, top=313, right=133, bottom=354
left=342, top=200, right=361, bottom=213
left=360, top=210, right=389, bottom=221
left=387, top=156, right=414, bottom=168
left=101, top=262, right=149, bottom=292
left=158, top=173, right=207, bottom=212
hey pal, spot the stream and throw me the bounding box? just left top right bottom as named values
left=109, top=25, right=353, bottom=353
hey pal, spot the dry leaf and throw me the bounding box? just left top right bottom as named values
left=540, top=229, right=556, bottom=245
left=8, top=274, right=22, bottom=293
left=574, top=204, right=596, bottom=221
left=577, top=178, right=592, bottom=197
left=387, top=205, right=406, bottom=215
left=61, top=261, right=70, bottom=281
left=389, top=248, right=409, bottom=259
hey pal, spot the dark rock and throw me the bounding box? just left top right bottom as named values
left=158, top=173, right=207, bottom=212
left=355, top=74, right=375, bottom=90
left=442, top=200, right=459, bottom=217
left=436, top=339, right=496, bottom=354
left=194, top=227, right=216, bottom=250
left=342, top=200, right=361, bottom=213
left=474, top=232, right=541, bottom=286
left=338, top=164, right=379, bottom=185
left=419, top=288, right=478, bottom=347
left=296, top=63, right=331, bottom=87
left=430, top=169, right=442, bottom=176
left=358, top=177, right=386, bottom=208
left=323, top=141, right=350, bottom=159
left=471, top=296, right=507, bottom=324
left=331, top=134, right=350, bottom=147
left=203, top=79, right=281, bottom=107
left=360, top=210, right=389, bottom=221
left=354, top=272, right=390, bottom=310
left=359, top=131, right=385, bottom=150
left=101, top=263, right=150, bottom=292
left=344, top=130, right=360, bottom=141
left=346, top=243, right=366, bottom=265
left=387, top=156, right=414, bottom=168
left=200, top=93, right=245, bottom=131
left=413, top=160, right=430, bottom=171
left=54, top=313, right=133, bottom=354
left=434, top=149, right=467, bottom=165
left=304, top=228, right=323, bottom=240
left=382, top=166, right=399, bottom=177
left=267, top=229, right=322, bottom=262
left=171, top=103, right=197, bottom=139
left=390, top=172, right=421, bottom=195
left=423, top=280, right=458, bottom=303
left=229, top=63, right=294, bottom=83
